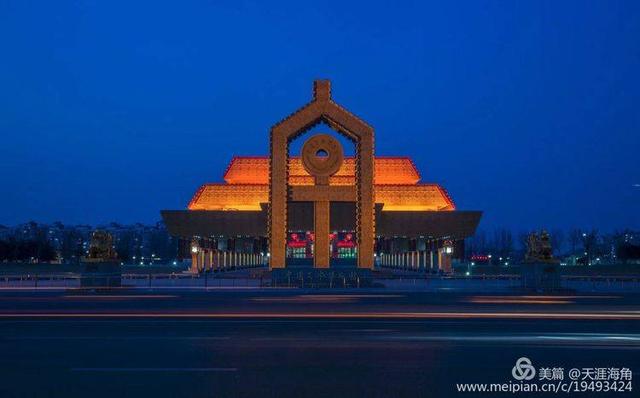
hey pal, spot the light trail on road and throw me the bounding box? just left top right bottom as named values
left=1, top=311, right=640, bottom=320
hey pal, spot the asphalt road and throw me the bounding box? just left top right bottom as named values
left=0, top=290, right=638, bottom=397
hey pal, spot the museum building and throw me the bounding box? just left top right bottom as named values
left=162, top=81, right=481, bottom=272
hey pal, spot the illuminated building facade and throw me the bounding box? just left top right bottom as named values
left=162, top=81, right=481, bottom=272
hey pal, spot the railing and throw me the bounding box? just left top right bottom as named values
left=0, top=270, right=638, bottom=291
left=378, top=251, right=434, bottom=271
left=0, top=270, right=269, bottom=289
left=374, top=273, right=640, bottom=292
left=192, top=251, right=268, bottom=272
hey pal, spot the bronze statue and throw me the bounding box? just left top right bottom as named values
left=525, top=230, right=556, bottom=263
left=85, top=230, right=118, bottom=261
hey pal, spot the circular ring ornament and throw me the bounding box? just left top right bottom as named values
left=301, top=134, right=344, bottom=178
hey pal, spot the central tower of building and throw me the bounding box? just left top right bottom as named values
left=268, top=80, right=375, bottom=269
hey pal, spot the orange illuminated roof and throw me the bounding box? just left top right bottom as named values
left=188, top=184, right=266, bottom=211
left=223, top=156, right=421, bottom=185
left=188, top=184, right=455, bottom=211
left=189, top=155, right=456, bottom=212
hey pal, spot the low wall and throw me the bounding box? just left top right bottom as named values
left=453, top=263, right=640, bottom=276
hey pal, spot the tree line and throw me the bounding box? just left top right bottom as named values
left=465, top=228, right=640, bottom=264
left=0, top=221, right=178, bottom=264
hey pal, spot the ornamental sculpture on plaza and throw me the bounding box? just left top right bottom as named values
left=269, top=81, right=375, bottom=269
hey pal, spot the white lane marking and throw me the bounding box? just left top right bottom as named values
left=339, top=329, right=396, bottom=332
left=62, top=295, right=177, bottom=299
left=71, top=367, right=237, bottom=372
left=372, top=333, right=640, bottom=343
left=6, top=336, right=230, bottom=340
left=1, top=312, right=640, bottom=320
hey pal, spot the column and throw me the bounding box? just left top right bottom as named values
left=191, top=250, right=198, bottom=273
left=314, top=201, right=330, bottom=268
left=203, top=249, right=209, bottom=271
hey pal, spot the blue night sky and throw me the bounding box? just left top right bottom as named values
left=1, top=1, right=639, bottom=232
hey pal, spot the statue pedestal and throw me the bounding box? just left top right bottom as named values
left=81, top=260, right=121, bottom=288
left=520, top=262, right=561, bottom=291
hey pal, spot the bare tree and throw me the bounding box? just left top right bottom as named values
left=493, top=228, right=513, bottom=260
left=568, top=229, right=582, bottom=256
left=550, top=229, right=565, bottom=256
left=583, top=229, right=598, bottom=265
left=518, top=231, right=530, bottom=251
